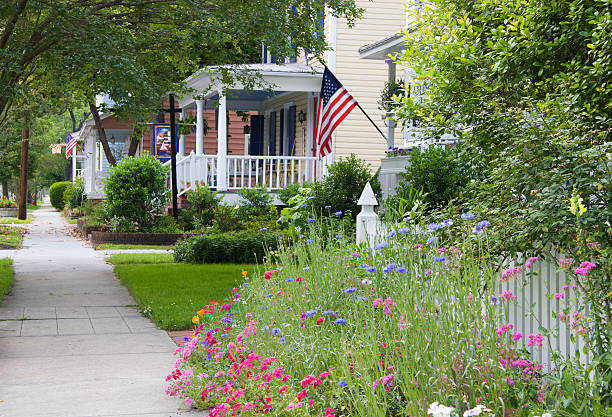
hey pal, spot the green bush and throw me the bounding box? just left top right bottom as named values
left=104, top=153, right=168, bottom=232
left=151, top=216, right=181, bottom=233
left=398, top=144, right=474, bottom=209
left=183, top=185, right=221, bottom=230
left=63, top=177, right=86, bottom=210
left=311, top=154, right=381, bottom=218
left=49, top=181, right=71, bottom=210
left=237, top=186, right=274, bottom=220
left=173, top=231, right=278, bottom=264
left=277, top=182, right=311, bottom=205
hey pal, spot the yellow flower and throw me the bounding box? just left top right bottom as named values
left=569, top=190, right=587, bottom=217
left=241, top=270, right=248, bottom=277
left=197, top=309, right=204, bottom=316
left=192, top=316, right=199, bottom=324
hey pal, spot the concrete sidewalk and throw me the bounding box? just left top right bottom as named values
left=0, top=201, right=205, bottom=417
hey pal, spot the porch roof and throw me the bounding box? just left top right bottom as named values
left=358, top=33, right=407, bottom=60
left=178, top=63, right=324, bottom=108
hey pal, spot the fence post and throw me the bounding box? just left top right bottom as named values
left=356, top=182, right=379, bottom=247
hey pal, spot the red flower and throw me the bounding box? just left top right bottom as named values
left=316, top=317, right=325, bottom=325
left=296, top=276, right=303, bottom=282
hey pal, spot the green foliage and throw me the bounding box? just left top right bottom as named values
left=151, top=216, right=181, bottom=233
left=174, top=231, right=278, bottom=264
left=104, top=154, right=168, bottom=232
left=0, top=198, right=17, bottom=209
left=311, top=154, right=381, bottom=218
left=63, top=177, right=86, bottom=209
left=0, top=258, right=14, bottom=305
left=398, top=145, right=474, bottom=209
left=237, top=186, right=274, bottom=220
left=211, top=205, right=242, bottom=233
left=380, top=186, right=427, bottom=224
left=277, top=182, right=311, bottom=205
left=49, top=181, right=71, bottom=210
left=183, top=185, right=221, bottom=229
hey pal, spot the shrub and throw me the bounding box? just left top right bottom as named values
left=63, top=177, right=86, bottom=210
left=237, top=186, right=274, bottom=221
left=398, top=144, right=474, bottom=209
left=104, top=153, right=168, bottom=232
left=173, top=231, right=278, bottom=263
left=152, top=216, right=181, bottom=233
left=277, top=182, right=311, bottom=205
left=0, top=198, right=16, bottom=209
left=211, top=205, right=242, bottom=233
left=49, top=181, right=71, bottom=210
left=183, top=185, right=221, bottom=229
left=311, top=154, right=381, bottom=217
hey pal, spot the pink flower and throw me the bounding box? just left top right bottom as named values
left=586, top=241, right=601, bottom=248
left=316, top=317, right=325, bottom=325
left=499, top=290, right=516, bottom=301
left=308, top=399, right=315, bottom=407
left=220, top=303, right=231, bottom=311
left=554, top=293, right=564, bottom=299
left=297, top=389, right=308, bottom=401
left=466, top=293, right=473, bottom=302
left=506, top=377, right=514, bottom=385
left=264, top=270, right=277, bottom=280
left=185, top=397, right=193, bottom=405
left=511, top=332, right=523, bottom=341
left=527, top=333, right=544, bottom=347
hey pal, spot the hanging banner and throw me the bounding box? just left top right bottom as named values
left=152, top=123, right=178, bottom=161
left=50, top=143, right=65, bottom=154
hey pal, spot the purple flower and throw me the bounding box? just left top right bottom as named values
left=306, top=309, right=317, bottom=317
left=358, top=263, right=367, bottom=268
left=303, top=266, right=310, bottom=271
left=375, top=241, right=389, bottom=249
left=333, top=318, right=346, bottom=324
left=338, top=380, right=348, bottom=387
left=359, top=296, right=369, bottom=301
left=307, top=218, right=315, bottom=222
left=366, top=266, right=377, bottom=273
left=271, top=327, right=281, bottom=336
left=396, top=266, right=407, bottom=273
left=265, top=293, right=274, bottom=297
left=307, top=196, right=315, bottom=200
left=474, top=220, right=491, bottom=232
left=334, top=211, right=342, bottom=216
left=325, top=205, right=331, bottom=209
left=301, top=204, right=307, bottom=208
left=323, top=310, right=333, bottom=315
left=344, top=287, right=357, bottom=294
left=306, top=239, right=313, bottom=244
left=259, top=227, right=268, bottom=232
left=433, top=256, right=446, bottom=262
left=398, top=227, right=410, bottom=234
left=428, top=223, right=442, bottom=231
left=386, top=231, right=396, bottom=239
left=427, top=236, right=439, bottom=245
left=286, top=278, right=293, bottom=282
left=461, top=212, right=475, bottom=220
left=387, top=263, right=397, bottom=269
left=335, top=234, right=343, bottom=239
left=442, top=219, right=453, bottom=227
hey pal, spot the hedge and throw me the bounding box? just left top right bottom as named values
left=49, top=181, right=72, bottom=210
left=174, top=231, right=279, bottom=264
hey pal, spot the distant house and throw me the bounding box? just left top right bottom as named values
left=74, top=0, right=413, bottom=199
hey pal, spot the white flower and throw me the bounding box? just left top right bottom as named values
left=464, top=405, right=493, bottom=416
left=542, top=414, right=552, bottom=417
left=428, top=402, right=454, bottom=417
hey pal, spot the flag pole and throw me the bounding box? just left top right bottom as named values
left=323, top=65, right=388, bottom=143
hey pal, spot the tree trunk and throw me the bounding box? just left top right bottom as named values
left=1, top=181, right=8, bottom=199
left=127, top=135, right=140, bottom=156
left=18, top=111, right=29, bottom=220
left=31, top=185, right=37, bottom=205
left=89, top=102, right=116, bottom=166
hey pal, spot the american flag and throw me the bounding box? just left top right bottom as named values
left=65, top=132, right=77, bottom=159
left=314, top=67, right=357, bottom=157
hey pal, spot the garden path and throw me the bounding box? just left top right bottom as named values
left=0, top=200, right=205, bottom=417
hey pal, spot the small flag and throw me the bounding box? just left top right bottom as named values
left=50, top=144, right=64, bottom=154
left=313, top=67, right=357, bottom=157
left=65, top=132, right=77, bottom=159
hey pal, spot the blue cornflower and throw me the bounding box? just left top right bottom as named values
left=383, top=266, right=393, bottom=273
left=338, top=380, right=348, bottom=387
left=271, top=327, right=281, bottom=336
left=286, top=278, right=293, bottom=282
left=279, top=337, right=286, bottom=343
left=265, top=293, right=274, bottom=297
left=303, top=266, right=310, bottom=271
left=344, top=287, right=357, bottom=294
left=333, top=318, right=346, bottom=324
left=301, top=204, right=307, bottom=208
left=396, top=266, right=407, bottom=273
left=359, top=296, right=369, bottom=301
left=307, top=196, right=315, bottom=200
left=387, top=263, right=397, bottom=269
left=242, top=282, right=249, bottom=286
left=461, top=212, right=475, bottom=220
left=306, top=309, right=317, bottom=317
left=183, top=336, right=189, bottom=341
left=307, top=218, right=315, bottom=222
left=428, top=223, right=442, bottom=232
left=474, top=220, right=491, bottom=232
left=386, top=231, right=396, bottom=239
left=491, top=296, right=498, bottom=304
left=335, top=234, right=342, bottom=239
left=427, top=236, right=439, bottom=245
left=334, top=211, right=342, bottom=216
left=325, top=205, right=331, bottom=209
left=306, top=239, right=313, bottom=244
left=358, top=263, right=367, bottom=268
left=259, top=227, right=268, bottom=232
left=398, top=227, right=410, bottom=234
left=366, top=266, right=377, bottom=273
left=323, top=310, right=334, bottom=315
left=220, top=333, right=228, bottom=338
left=433, top=256, right=446, bottom=262
left=443, top=219, right=453, bottom=227
left=375, top=241, right=388, bottom=249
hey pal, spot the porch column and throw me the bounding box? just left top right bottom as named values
left=179, top=108, right=186, bottom=157
left=306, top=93, right=316, bottom=180
left=386, top=60, right=396, bottom=149
left=217, top=93, right=228, bottom=191
left=85, top=134, right=96, bottom=193
left=71, top=147, right=77, bottom=182
left=195, top=99, right=204, bottom=155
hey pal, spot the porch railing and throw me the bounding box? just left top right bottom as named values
left=165, top=152, right=319, bottom=196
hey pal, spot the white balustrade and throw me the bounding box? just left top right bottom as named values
left=226, top=155, right=318, bottom=191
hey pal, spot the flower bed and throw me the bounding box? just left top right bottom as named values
left=165, top=214, right=605, bottom=416
left=90, top=231, right=186, bottom=246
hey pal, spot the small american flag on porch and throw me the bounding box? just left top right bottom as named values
left=65, top=132, right=77, bottom=159
left=314, top=67, right=357, bottom=157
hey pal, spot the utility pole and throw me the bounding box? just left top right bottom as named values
left=18, top=111, right=29, bottom=220
left=163, top=94, right=181, bottom=221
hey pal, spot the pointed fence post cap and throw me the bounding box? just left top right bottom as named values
left=357, top=182, right=378, bottom=206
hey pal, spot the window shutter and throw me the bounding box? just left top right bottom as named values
left=269, top=112, right=276, bottom=156
left=279, top=108, right=284, bottom=156
left=288, top=106, right=296, bottom=156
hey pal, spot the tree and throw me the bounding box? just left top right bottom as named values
left=394, top=0, right=611, bottom=354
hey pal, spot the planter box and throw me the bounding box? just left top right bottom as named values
left=76, top=219, right=108, bottom=238
left=378, top=156, right=410, bottom=199
left=90, top=231, right=186, bottom=246
left=0, top=208, right=19, bottom=217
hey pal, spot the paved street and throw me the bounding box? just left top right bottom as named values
left=0, top=201, right=204, bottom=417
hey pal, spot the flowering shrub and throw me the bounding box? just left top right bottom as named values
left=0, top=198, right=16, bottom=209
left=167, top=211, right=608, bottom=416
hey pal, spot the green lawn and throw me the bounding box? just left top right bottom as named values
left=97, top=243, right=173, bottom=250
left=109, top=254, right=255, bottom=330
left=0, top=214, right=32, bottom=224
left=0, top=226, right=25, bottom=248
left=0, top=258, right=14, bottom=305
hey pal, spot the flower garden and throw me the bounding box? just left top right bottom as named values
left=164, top=211, right=608, bottom=417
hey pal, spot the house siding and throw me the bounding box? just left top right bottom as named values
left=263, top=92, right=310, bottom=156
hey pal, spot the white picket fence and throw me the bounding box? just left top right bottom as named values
left=355, top=183, right=592, bottom=370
